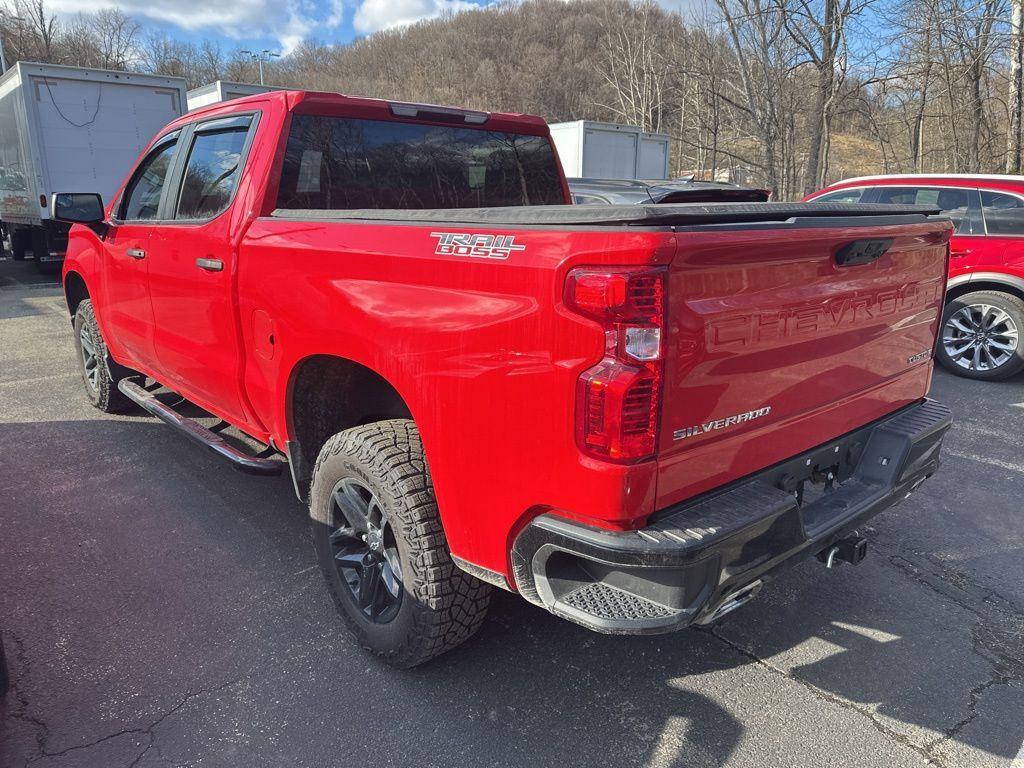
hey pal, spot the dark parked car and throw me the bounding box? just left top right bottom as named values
left=568, top=176, right=771, bottom=205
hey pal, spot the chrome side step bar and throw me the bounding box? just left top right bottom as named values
left=117, top=378, right=285, bottom=476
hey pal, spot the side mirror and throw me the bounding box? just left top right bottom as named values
left=51, top=193, right=105, bottom=226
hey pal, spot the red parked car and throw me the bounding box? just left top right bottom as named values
left=54, top=91, right=952, bottom=666
left=807, top=174, right=1024, bottom=380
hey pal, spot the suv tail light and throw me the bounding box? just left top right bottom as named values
left=565, top=267, right=666, bottom=462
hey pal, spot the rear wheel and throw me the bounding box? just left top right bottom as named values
left=72, top=299, right=132, bottom=412
left=311, top=419, right=491, bottom=668
left=937, top=291, right=1024, bottom=381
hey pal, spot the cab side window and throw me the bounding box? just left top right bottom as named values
left=120, top=135, right=179, bottom=221
left=875, top=186, right=982, bottom=235
left=175, top=116, right=251, bottom=220
left=981, top=190, right=1024, bottom=236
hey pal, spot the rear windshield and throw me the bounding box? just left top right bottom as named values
left=275, top=115, right=565, bottom=210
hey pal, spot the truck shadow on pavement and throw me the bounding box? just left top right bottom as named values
left=1, top=415, right=1021, bottom=767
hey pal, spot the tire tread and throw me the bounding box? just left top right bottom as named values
left=312, top=420, right=490, bottom=668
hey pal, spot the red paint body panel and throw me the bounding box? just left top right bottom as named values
left=806, top=175, right=1024, bottom=292
left=63, top=92, right=953, bottom=583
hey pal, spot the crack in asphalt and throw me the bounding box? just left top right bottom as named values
left=4, top=632, right=51, bottom=762
left=879, top=548, right=1024, bottom=759
left=703, top=539, right=1024, bottom=768
left=707, top=625, right=953, bottom=767
left=7, top=655, right=243, bottom=768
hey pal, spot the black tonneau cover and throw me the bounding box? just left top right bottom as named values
left=270, top=202, right=942, bottom=228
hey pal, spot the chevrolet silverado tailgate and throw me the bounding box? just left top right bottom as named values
left=656, top=213, right=952, bottom=509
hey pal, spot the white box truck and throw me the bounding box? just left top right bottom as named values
left=548, top=120, right=671, bottom=181
left=0, top=62, right=186, bottom=270
left=186, top=81, right=280, bottom=111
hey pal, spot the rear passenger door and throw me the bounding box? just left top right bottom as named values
left=978, top=189, right=1024, bottom=271
left=146, top=113, right=257, bottom=424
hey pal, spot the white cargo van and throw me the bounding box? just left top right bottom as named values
left=0, top=63, right=186, bottom=270
left=548, top=120, right=671, bottom=181
left=186, top=81, right=280, bottom=112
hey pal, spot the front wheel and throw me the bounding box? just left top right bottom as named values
left=72, top=300, right=133, bottom=412
left=311, top=420, right=491, bottom=668
left=937, top=291, right=1024, bottom=381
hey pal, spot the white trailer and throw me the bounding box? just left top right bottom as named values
left=548, top=120, right=671, bottom=181
left=187, top=81, right=281, bottom=111
left=0, top=62, right=186, bottom=269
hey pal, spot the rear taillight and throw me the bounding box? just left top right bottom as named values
left=565, top=267, right=666, bottom=463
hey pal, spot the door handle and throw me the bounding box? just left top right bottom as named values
left=195, top=258, right=223, bottom=272
left=951, top=248, right=972, bottom=258
left=835, top=237, right=894, bottom=267
left=126, top=248, right=146, bottom=260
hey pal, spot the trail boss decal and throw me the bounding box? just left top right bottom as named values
left=673, top=406, right=772, bottom=441
left=430, top=232, right=526, bottom=260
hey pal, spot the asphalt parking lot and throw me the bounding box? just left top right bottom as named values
left=0, top=256, right=1022, bottom=768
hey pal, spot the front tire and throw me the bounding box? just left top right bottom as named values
left=937, top=290, right=1024, bottom=381
left=72, top=300, right=132, bottom=412
left=311, top=420, right=491, bottom=668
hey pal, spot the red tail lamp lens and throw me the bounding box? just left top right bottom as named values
left=566, top=267, right=666, bottom=463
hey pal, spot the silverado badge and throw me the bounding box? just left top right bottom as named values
left=673, top=406, right=772, bottom=441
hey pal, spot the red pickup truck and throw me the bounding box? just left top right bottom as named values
left=55, top=91, right=953, bottom=667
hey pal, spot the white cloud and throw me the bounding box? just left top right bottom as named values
left=46, top=0, right=337, bottom=54
left=352, top=0, right=479, bottom=35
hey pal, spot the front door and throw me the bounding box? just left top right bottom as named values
left=146, top=114, right=255, bottom=424
left=101, top=132, right=180, bottom=368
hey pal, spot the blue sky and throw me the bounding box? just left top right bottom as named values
left=44, top=0, right=696, bottom=56
left=45, top=0, right=496, bottom=55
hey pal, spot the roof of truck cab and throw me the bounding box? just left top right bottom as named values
left=179, top=89, right=551, bottom=135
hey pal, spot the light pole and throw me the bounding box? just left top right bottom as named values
left=0, top=15, right=25, bottom=75
left=239, top=49, right=280, bottom=86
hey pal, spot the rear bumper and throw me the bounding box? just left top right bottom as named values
left=511, top=398, right=951, bottom=634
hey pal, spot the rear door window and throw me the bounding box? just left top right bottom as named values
left=275, top=115, right=565, bottom=209
left=981, top=190, right=1024, bottom=235
left=875, top=186, right=982, bottom=234
left=175, top=116, right=251, bottom=220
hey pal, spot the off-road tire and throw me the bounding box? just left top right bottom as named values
left=936, top=290, right=1024, bottom=381
left=311, top=420, right=491, bottom=668
left=72, top=299, right=132, bottom=412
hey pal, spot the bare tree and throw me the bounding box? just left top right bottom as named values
left=1008, top=0, right=1023, bottom=170
left=595, top=1, right=674, bottom=132
left=90, top=9, right=141, bottom=70
left=714, top=0, right=794, bottom=195
left=778, top=0, right=872, bottom=192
